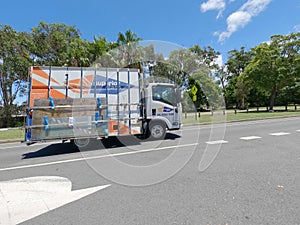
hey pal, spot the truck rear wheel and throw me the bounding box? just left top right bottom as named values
left=149, top=121, right=166, bottom=140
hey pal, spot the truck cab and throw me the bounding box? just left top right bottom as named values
left=142, top=83, right=182, bottom=139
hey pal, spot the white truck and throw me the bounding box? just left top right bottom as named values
left=25, top=66, right=182, bottom=147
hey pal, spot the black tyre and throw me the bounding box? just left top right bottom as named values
left=149, top=121, right=166, bottom=140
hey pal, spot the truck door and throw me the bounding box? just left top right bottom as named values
left=151, top=85, right=180, bottom=129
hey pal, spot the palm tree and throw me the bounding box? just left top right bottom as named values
left=116, top=30, right=142, bottom=67
left=117, top=30, right=142, bottom=46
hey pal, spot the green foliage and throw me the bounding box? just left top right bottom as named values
left=186, top=76, right=208, bottom=110
left=148, top=61, right=178, bottom=84
left=30, top=21, right=83, bottom=66
left=89, top=36, right=118, bottom=64
left=225, top=34, right=300, bottom=110
left=93, top=30, right=143, bottom=68
left=0, top=25, right=32, bottom=127
left=224, top=46, right=252, bottom=108
left=117, top=30, right=142, bottom=46
left=116, top=30, right=142, bottom=67
left=0, top=105, right=24, bottom=128
left=1, top=21, right=300, bottom=127
left=276, top=83, right=300, bottom=106
left=189, top=45, right=221, bottom=70
left=224, top=76, right=237, bottom=108
left=167, top=48, right=199, bottom=87
left=192, top=70, right=222, bottom=109
left=226, top=47, right=252, bottom=78
left=243, top=32, right=300, bottom=110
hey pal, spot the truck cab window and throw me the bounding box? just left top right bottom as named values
left=152, top=85, right=177, bottom=106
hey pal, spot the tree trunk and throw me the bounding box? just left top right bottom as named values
left=269, top=87, right=277, bottom=111
left=240, top=97, right=245, bottom=109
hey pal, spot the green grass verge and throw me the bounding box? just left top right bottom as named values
left=183, top=110, right=300, bottom=125
left=0, top=129, right=24, bottom=141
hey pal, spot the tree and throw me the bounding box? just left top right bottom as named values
left=117, top=30, right=142, bottom=46
left=148, top=45, right=222, bottom=109
left=0, top=25, right=32, bottom=127
left=148, top=61, right=177, bottom=83
left=164, top=45, right=221, bottom=88
left=243, top=33, right=300, bottom=111
left=116, top=30, right=142, bottom=67
left=167, top=48, right=200, bottom=87
left=190, top=69, right=222, bottom=109
left=64, top=38, right=91, bottom=67
left=226, top=47, right=251, bottom=78
left=30, top=21, right=83, bottom=66
left=187, top=76, right=208, bottom=110
left=95, top=30, right=143, bottom=68
left=189, top=45, right=221, bottom=70
left=140, top=44, right=164, bottom=72
left=224, top=47, right=252, bottom=108
left=276, top=82, right=300, bottom=106
left=89, top=36, right=118, bottom=64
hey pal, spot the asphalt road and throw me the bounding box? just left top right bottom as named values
left=0, top=117, right=299, bottom=225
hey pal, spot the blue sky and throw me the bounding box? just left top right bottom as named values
left=1, top=0, right=300, bottom=63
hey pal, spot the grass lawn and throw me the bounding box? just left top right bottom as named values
left=0, top=129, right=24, bottom=141
left=183, top=108, right=300, bottom=125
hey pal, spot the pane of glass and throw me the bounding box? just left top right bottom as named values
left=152, top=85, right=176, bottom=106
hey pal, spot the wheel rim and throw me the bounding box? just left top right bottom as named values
left=151, top=124, right=164, bottom=139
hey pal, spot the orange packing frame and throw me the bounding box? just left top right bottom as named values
left=108, top=119, right=139, bottom=135
left=26, top=66, right=142, bottom=142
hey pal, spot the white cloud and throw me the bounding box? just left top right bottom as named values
left=200, top=0, right=226, bottom=19
left=217, top=11, right=252, bottom=41
left=214, top=54, right=223, bottom=66
left=216, top=0, right=272, bottom=42
left=240, top=0, right=271, bottom=16
left=294, top=24, right=300, bottom=32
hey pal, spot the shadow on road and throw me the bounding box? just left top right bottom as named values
left=22, top=133, right=181, bottom=159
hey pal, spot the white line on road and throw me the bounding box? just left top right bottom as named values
left=269, top=132, right=290, bottom=136
left=240, top=136, right=262, bottom=140
left=0, top=143, right=198, bottom=172
left=0, top=176, right=111, bottom=224
left=205, top=140, right=228, bottom=145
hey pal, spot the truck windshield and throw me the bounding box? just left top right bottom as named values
left=152, top=85, right=177, bottom=106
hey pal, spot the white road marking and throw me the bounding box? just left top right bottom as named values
left=0, top=143, right=198, bottom=172
left=0, top=176, right=110, bottom=225
left=240, top=136, right=262, bottom=140
left=269, top=132, right=290, bottom=136
left=205, top=140, right=228, bottom=145
left=297, top=130, right=300, bottom=132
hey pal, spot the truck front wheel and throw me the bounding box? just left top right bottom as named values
left=149, top=121, right=166, bottom=140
